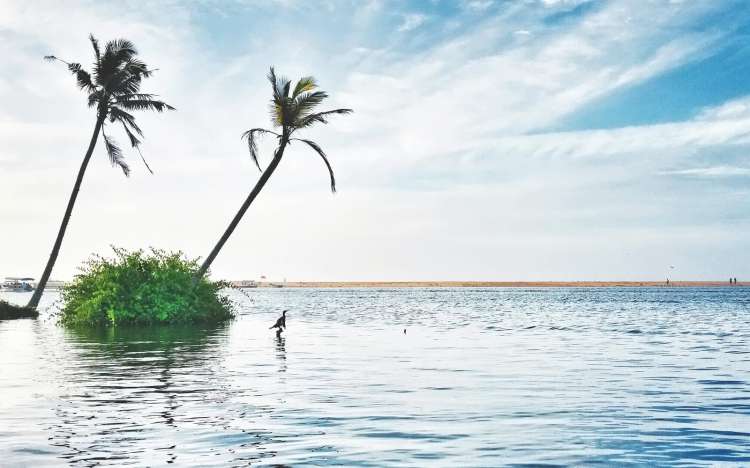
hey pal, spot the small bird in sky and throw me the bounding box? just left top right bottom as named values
left=270, top=310, right=287, bottom=335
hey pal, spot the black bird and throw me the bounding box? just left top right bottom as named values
left=270, top=310, right=287, bottom=334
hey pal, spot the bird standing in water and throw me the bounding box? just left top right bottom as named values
left=270, top=310, right=287, bottom=336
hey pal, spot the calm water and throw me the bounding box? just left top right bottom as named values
left=1, top=287, right=749, bottom=466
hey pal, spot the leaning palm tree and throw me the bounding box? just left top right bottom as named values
left=27, top=35, right=174, bottom=308
left=194, top=67, right=352, bottom=279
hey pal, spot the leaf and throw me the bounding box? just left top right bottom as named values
left=89, top=34, right=101, bottom=63
left=267, top=66, right=291, bottom=127
left=241, top=128, right=279, bottom=170
left=120, top=121, right=142, bottom=148
left=102, top=131, right=130, bottom=176
left=117, top=97, right=175, bottom=112
left=135, top=146, right=154, bottom=175
left=296, top=108, right=353, bottom=129
left=292, top=91, right=328, bottom=123
left=292, top=76, right=317, bottom=97
left=109, top=107, right=143, bottom=136
left=293, top=138, right=337, bottom=193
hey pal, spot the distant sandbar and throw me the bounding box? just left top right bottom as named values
left=237, top=281, right=746, bottom=288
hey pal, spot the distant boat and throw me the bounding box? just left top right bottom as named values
left=2, top=277, right=35, bottom=292
left=269, top=283, right=284, bottom=288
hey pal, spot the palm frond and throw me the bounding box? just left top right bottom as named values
left=292, top=76, right=317, bottom=97
left=135, top=146, right=154, bottom=175
left=241, top=128, right=279, bottom=170
left=124, top=58, right=150, bottom=77
left=118, top=117, right=142, bottom=147
left=272, top=68, right=291, bottom=101
left=109, top=109, right=154, bottom=174
left=114, top=93, right=157, bottom=102
left=102, top=131, right=130, bottom=176
left=107, top=68, right=142, bottom=95
left=117, top=96, right=174, bottom=112
left=296, top=108, right=353, bottom=129
left=103, top=57, right=151, bottom=95
left=293, top=138, right=336, bottom=193
left=104, top=38, right=137, bottom=60
left=267, top=66, right=291, bottom=127
left=88, top=89, right=105, bottom=108
left=267, top=67, right=283, bottom=104
left=89, top=34, right=101, bottom=64
left=268, top=67, right=278, bottom=95
left=109, top=107, right=143, bottom=136
left=96, top=38, right=137, bottom=87
left=66, top=62, right=96, bottom=93
left=291, top=90, right=328, bottom=123
left=269, top=101, right=284, bottom=127
left=44, top=55, right=97, bottom=93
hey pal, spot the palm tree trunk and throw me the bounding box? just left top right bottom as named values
left=27, top=116, right=105, bottom=309
left=194, top=138, right=288, bottom=280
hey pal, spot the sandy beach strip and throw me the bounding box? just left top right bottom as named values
left=239, top=281, right=747, bottom=288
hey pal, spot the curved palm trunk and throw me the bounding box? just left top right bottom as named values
left=27, top=116, right=105, bottom=308
left=194, top=138, right=288, bottom=280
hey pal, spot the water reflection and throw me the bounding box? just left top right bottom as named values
left=275, top=333, right=286, bottom=374
left=44, top=324, right=280, bottom=466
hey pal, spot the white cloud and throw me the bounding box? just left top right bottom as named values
left=662, top=165, right=750, bottom=177
left=696, top=95, right=750, bottom=121
left=331, top=0, right=728, bottom=178
left=540, top=0, right=588, bottom=7
left=398, top=13, right=427, bottom=32
left=465, top=0, right=494, bottom=11
left=0, top=0, right=748, bottom=281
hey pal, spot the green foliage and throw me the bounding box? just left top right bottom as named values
left=60, top=247, right=234, bottom=326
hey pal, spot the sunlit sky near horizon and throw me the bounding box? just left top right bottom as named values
left=2, top=0, right=750, bottom=281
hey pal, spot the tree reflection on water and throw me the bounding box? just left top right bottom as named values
left=47, top=324, right=279, bottom=466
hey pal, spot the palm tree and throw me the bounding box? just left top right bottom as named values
left=27, top=35, right=174, bottom=309
left=194, top=67, right=352, bottom=279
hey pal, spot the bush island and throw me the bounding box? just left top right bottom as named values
left=60, top=248, right=234, bottom=326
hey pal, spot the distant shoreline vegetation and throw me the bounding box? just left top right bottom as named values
left=59, top=248, right=234, bottom=327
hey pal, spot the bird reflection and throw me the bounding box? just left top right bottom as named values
left=275, top=333, right=286, bottom=374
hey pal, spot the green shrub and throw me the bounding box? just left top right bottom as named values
left=60, top=247, right=234, bottom=326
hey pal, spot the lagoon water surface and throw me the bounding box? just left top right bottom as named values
left=1, top=287, right=749, bottom=466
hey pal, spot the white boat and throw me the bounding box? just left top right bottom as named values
left=2, top=277, right=35, bottom=292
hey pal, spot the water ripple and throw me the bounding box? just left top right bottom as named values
left=1, top=287, right=749, bottom=466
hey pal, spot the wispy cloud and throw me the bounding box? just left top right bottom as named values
left=1, top=0, right=749, bottom=280
left=662, top=165, right=750, bottom=177
left=696, top=96, right=750, bottom=121
left=397, top=13, right=427, bottom=32
left=465, top=1, right=494, bottom=11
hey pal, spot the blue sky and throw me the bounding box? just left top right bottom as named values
left=1, top=0, right=750, bottom=280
